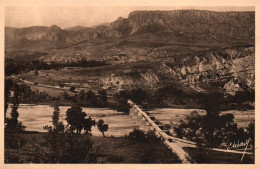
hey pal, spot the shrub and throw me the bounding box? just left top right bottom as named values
left=128, top=128, right=146, bottom=141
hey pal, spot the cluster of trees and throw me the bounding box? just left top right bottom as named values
left=5, top=59, right=62, bottom=76
left=50, top=104, right=109, bottom=137
left=65, top=105, right=96, bottom=134
left=174, top=93, right=254, bottom=152
left=112, top=85, right=255, bottom=112
left=60, top=89, right=108, bottom=108
left=39, top=104, right=109, bottom=162
left=5, top=58, right=109, bottom=76
left=18, top=84, right=54, bottom=103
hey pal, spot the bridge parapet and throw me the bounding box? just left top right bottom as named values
left=128, top=100, right=170, bottom=140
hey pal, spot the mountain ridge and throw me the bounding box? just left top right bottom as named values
left=5, top=10, right=255, bottom=51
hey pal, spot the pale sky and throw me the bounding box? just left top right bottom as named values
left=5, top=6, right=255, bottom=28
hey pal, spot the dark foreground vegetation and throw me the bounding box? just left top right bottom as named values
left=5, top=130, right=181, bottom=163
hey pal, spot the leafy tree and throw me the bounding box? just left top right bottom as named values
left=52, top=105, right=60, bottom=129
left=65, top=105, right=95, bottom=134
left=65, top=105, right=86, bottom=134
left=83, top=117, right=96, bottom=134
left=97, top=119, right=108, bottom=137
left=130, top=88, right=146, bottom=104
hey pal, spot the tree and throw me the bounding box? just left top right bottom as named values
left=65, top=105, right=86, bottom=134
left=76, top=90, right=86, bottom=105
left=83, top=117, right=96, bottom=134
left=97, top=119, right=108, bottom=137
left=65, top=105, right=96, bottom=134
left=98, top=90, right=107, bottom=107
left=4, top=79, right=13, bottom=123
left=5, top=83, right=25, bottom=131
left=174, top=93, right=243, bottom=149
left=131, top=88, right=146, bottom=104
left=52, top=105, right=60, bottom=129
left=86, top=90, right=97, bottom=106
left=114, top=90, right=131, bottom=113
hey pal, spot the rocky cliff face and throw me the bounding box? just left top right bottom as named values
left=163, top=46, right=255, bottom=95
left=5, top=10, right=254, bottom=51
left=127, top=10, right=254, bottom=37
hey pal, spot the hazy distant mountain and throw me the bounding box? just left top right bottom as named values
left=5, top=10, right=254, bottom=51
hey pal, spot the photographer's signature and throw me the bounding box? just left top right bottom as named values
left=227, top=138, right=252, bottom=161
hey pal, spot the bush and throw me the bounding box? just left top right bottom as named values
left=128, top=128, right=146, bottom=141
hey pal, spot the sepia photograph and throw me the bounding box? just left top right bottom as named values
left=2, top=2, right=257, bottom=166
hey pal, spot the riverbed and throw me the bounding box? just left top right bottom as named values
left=6, top=104, right=254, bottom=136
